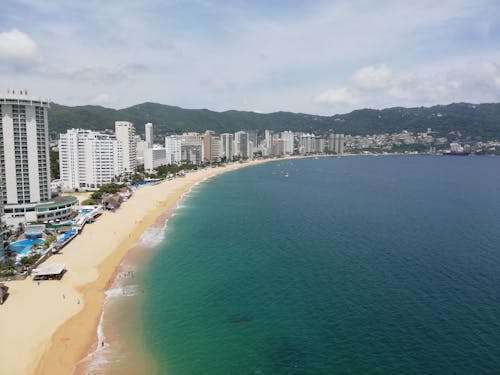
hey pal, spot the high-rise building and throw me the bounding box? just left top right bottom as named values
left=281, top=131, right=295, bottom=155
left=165, top=135, right=182, bottom=164
left=181, top=132, right=203, bottom=165
left=334, top=134, right=345, bottom=154
left=327, top=133, right=336, bottom=153
left=264, top=129, right=274, bottom=156
left=299, top=133, right=316, bottom=154
left=144, top=147, right=167, bottom=173
left=0, top=89, right=51, bottom=206
left=145, top=122, right=154, bottom=148
left=235, top=131, right=251, bottom=159
left=136, top=140, right=148, bottom=165
left=202, top=131, right=221, bottom=163
left=115, top=121, right=137, bottom=174
left=59, top=129, right=122, bottom=191
left=220, top=133, right=234, bottom=161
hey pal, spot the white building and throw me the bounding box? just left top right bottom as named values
left=234, top=131, right=251, bottom=159
left=165, top=135, right=182, bottom=164
left=264, top=129, right=274, bottom=156
left=181, top=132, right=203, bottom=165
left=220, top=133, right=234, bottom=161
left=281, top=131, right=294, bottom=155
left=144, top=147, right=167, bottom=173
left=145, top=122, right=154, bottom=148
left=0, top=90, right=52, bottom=225
left=59, top=129, right=122, bottom=191
left=299, top=133, right=316, bottom=154
left=115, top=121, right=137, bottom=174
left=136, top=140, right=149, bottom=165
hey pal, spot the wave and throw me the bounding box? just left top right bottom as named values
left=105, top=284, right=142, bottom=298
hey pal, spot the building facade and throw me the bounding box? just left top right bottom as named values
left=0, top=90, right=52, bottom=225
left=59, top=129, right=122, bottom=191
left=220, top=133, right=234, bottom=161
left=144, top=147, right=167, bottom=173
left=165, top=135, right=182, bottom=164
left=145, top=122, right=153, bottom=148
left=115, top=121, right=137, bottom=174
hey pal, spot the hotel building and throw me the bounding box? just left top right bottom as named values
left=145, top=122, right=154, bottom=148
left=115, top=121, right=137, bottom=174
left=0, top=90, right=78, bottom=226
left=59, top=129, right=123, bottom=191
left=165, top=135, right=182, bottom=164
left=220, top=133, right=234, bottom=161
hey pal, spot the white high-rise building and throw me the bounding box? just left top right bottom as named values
left=281, top=131, right=294, bottom=155
left=136, top=140, right=148, bottom=165
left=264, top=129, right=274, bottom=156
left=234, top=131, right=250, bottom=159
left=334, top=134, right=345, bottom=154
left=145, top=122, right=154, bottom=148
left=0, top=90, right=51, bottom=207
left=0, top=90, right=82, bottom=226
left=115, top=121, right=137, bottom=174
left=299, top=133, right=316, bottom=154
left=220, top=133, right=234, bottom=161
left=59, top=129, right=123, bottom=191
left=144, top=147, right=167, bottom=173
left=181, top=132, right=203, bottom=165
left=165, top=135, right=182, bottom=164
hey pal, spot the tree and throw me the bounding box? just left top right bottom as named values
left=50, top=150, right=60, bottom=179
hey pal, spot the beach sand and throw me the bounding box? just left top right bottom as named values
left=0, top=160, right=273, bottom=375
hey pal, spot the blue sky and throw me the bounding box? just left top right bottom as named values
left=1, top=0, right=500, bottom=114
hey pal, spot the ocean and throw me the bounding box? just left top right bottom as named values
left=86, top=156, right=500, bottom=374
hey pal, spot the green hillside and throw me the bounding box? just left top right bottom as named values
left=49, top=102, right=500, bottom=140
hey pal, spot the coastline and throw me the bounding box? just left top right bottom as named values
left=0, top=159, right=275, bottom=375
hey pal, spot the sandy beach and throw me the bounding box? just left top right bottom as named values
left=0, top=159, right=273, bottom=375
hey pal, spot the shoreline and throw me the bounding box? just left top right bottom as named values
left=0, top=158, right=278, bottom=375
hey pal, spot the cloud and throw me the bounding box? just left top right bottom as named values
left=353, top=64, right=392, bottom=90
left=200, top=78, right=233, bottom=91
left=49, top=64, right=147, bottom=84
left=313, top=88, right=358, bottom=106
left=0, top=29, right=38, bottom=62
left=90, top=93, right=119, bottom=106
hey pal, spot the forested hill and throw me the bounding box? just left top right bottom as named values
left=49, top=102, right=500, bottom=140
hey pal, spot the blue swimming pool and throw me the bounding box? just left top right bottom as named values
left=57, top=229, right=77, bottom=244
left=8, top=239, right=44, bottom=256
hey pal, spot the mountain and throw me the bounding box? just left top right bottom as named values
left=48, top=102, right=500, bottom=140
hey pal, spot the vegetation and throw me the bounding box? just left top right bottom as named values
left=81, top=198, right=96, bottom=205
left=49, top=102, right=500, bottom=140
left=90, top=183, right=125, bottom=200
left=152, top=163, right=197, bottom=179
left=50, top=150, right=60, bottom=179
left=19, top=253, right=41, bottom=268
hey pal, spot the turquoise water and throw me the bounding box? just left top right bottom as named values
left=141, top=156, right=500, bottom=374
left=57, top=229, right=77, bottom=244
left=9, top=238, right=44, bottom=255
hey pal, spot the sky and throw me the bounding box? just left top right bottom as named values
left=1, top=0, right=500, bottom=114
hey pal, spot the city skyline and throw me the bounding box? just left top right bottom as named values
left=1, top=1, right=499, bottom=114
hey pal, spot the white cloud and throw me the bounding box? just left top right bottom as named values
left=0, top=29, right=38, bottom=62
left=353, top=64, right=392, bottom=90
left=90, top=93, right=118, bottom=106
left=200, top=78, right=233, bottom=91
left=313, top=87, right=358, bottom=106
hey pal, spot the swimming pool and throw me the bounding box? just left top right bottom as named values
left=57, top=229, right=77, bottom=244
left=8, top=239, right=45, bottom=256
